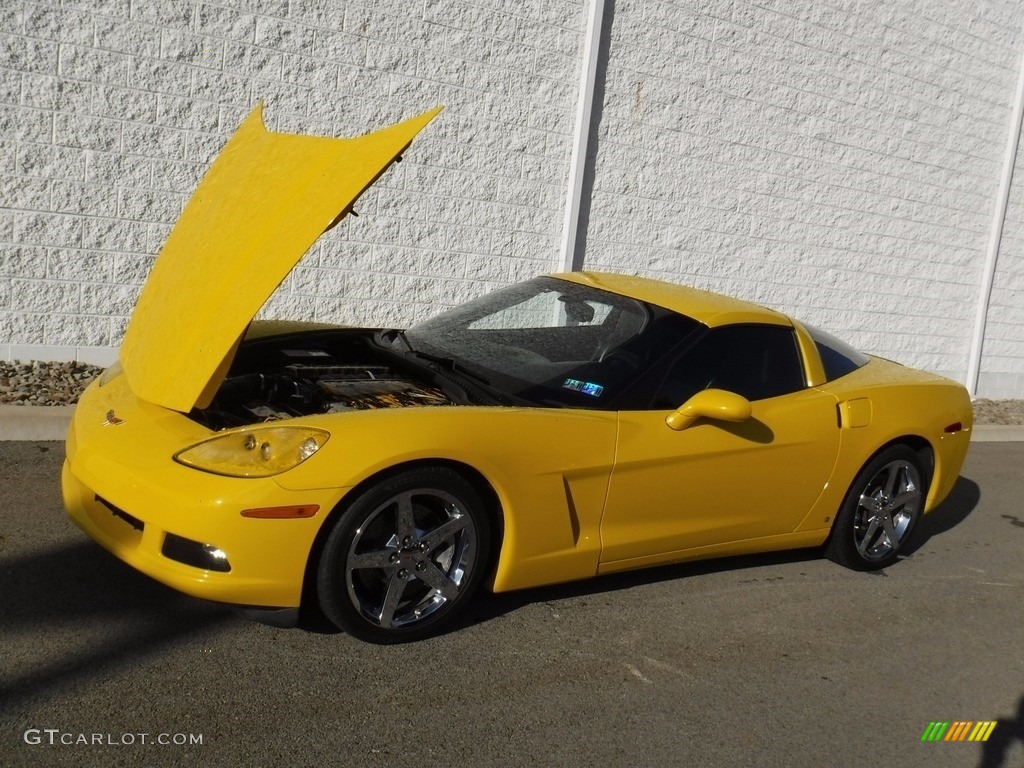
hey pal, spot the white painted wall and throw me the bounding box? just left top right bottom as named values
left=583, top=0, right=1024, bottom=394
left=1, top=0, right=1022, bottom=397
left=1, top=0, right=585, bottom=364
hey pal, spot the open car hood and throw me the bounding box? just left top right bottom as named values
left=119, top=104, right=441, bottom=413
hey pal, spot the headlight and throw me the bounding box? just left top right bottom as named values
left=97, top=361, right=123, bottom=387
left=174, top=426, right=330, bottom=478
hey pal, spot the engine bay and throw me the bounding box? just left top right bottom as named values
left=191, top=329, right=456, bottom=429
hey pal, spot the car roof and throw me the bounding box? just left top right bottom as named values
left=551, top=271, right=792, bottom=328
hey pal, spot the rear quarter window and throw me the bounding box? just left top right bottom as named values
left=805, top=324, right=870, bottom=381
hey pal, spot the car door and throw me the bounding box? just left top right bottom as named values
left=599, top=324, right=840, bottom=569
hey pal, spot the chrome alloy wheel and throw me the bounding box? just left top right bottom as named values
left=344, top=488, right=478, bottom=629
left=853, top=459, right=922, bottom=561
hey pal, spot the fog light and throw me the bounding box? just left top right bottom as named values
left=162, top=533, right=232, bottom=572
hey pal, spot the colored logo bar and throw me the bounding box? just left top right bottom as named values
left=921, top=721, right=997, bottom=742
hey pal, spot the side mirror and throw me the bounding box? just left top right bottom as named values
left=665, top=388, right=752, bottom=431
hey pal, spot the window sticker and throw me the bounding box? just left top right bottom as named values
left=563, top=378, right=604, bottom=397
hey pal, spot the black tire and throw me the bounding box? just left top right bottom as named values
left=316, top=467, right=492, bottom=643
left=825, top=445, right=927, bottom=571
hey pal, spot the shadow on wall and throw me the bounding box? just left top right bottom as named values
left=569, top=0, right=616, bottom=271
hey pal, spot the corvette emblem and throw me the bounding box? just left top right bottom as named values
left=103, top=410, right=125, bottom=426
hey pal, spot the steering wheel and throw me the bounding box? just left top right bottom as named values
left=596, top=345, right=643, bottom=372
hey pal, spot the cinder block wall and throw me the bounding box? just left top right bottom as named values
left=583, top=0, right=1024, bottom=392
left=1, top=0, right=1022, bottom=397
left=1, top=0, right=585, bottom=364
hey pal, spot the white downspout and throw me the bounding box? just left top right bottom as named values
left=966, top=46, right=1024, bottom=397
left=558, top=0, right=605, bottom=273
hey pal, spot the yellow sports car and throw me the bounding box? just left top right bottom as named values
left=63, top=106, right=973, bottom=643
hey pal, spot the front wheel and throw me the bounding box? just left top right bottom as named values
left=825, top=445, right=927, bottom=570
left=316, top=467, right=492, bottom=643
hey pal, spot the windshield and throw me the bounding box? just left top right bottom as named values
left=402, top=276, right=699, bottom=408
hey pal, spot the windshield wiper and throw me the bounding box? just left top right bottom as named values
left=391, top=329, right=414, bottom=353
left=376, top=330, right=492, bottom=386
left=406, top=348, right=492, bottom=386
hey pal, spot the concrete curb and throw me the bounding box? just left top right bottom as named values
left=2, top=404, right=1023, bottom=442
left=968, top=425, right=1024, bottom=442
left=0, top=405, right=75, bottom=441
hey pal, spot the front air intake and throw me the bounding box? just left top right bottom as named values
left=96, top=495, right=144, bottom=532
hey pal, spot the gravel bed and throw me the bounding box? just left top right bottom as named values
left=1, top=360, right=104, bottom=406
left=2, top=360, right=1023, bottom=424
left=971, top=399, right=1024, bottom=425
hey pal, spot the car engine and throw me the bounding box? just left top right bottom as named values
left=190, top=330, right=455, bottom=429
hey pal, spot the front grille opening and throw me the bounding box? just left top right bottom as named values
left=161, top=533, right=232, bottom=573
left=96, top=495, right=144, bottom=532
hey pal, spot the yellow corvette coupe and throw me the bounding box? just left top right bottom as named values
left=63, top=106, right=972, bottom=643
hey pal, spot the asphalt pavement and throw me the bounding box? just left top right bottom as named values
left=0, top=441, right=1022, bottom=768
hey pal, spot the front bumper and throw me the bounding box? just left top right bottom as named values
left=63, top=376, right=345, bottom=609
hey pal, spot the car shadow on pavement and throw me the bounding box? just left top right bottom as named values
left=296, top=546, right=828, bottom=638
left=452, top=474, right=983, bottom=636
left=901, top=474, right=981, bottom=556
left=301, top=475, right=985, bottom=639
left=454, top=547, right=826, bottom=637
left=0, top=540, right=237, bottom=713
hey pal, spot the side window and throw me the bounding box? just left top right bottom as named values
left=655, top=325, right=805, bottom=408
left=803, top=323, right=869, bottom=381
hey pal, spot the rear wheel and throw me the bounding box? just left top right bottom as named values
left=825, top=445, right=926, bottom=570
left=316, top=467, right=492, bottom=643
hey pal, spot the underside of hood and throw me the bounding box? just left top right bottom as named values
left=119, top=103, right=441, bottom=413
